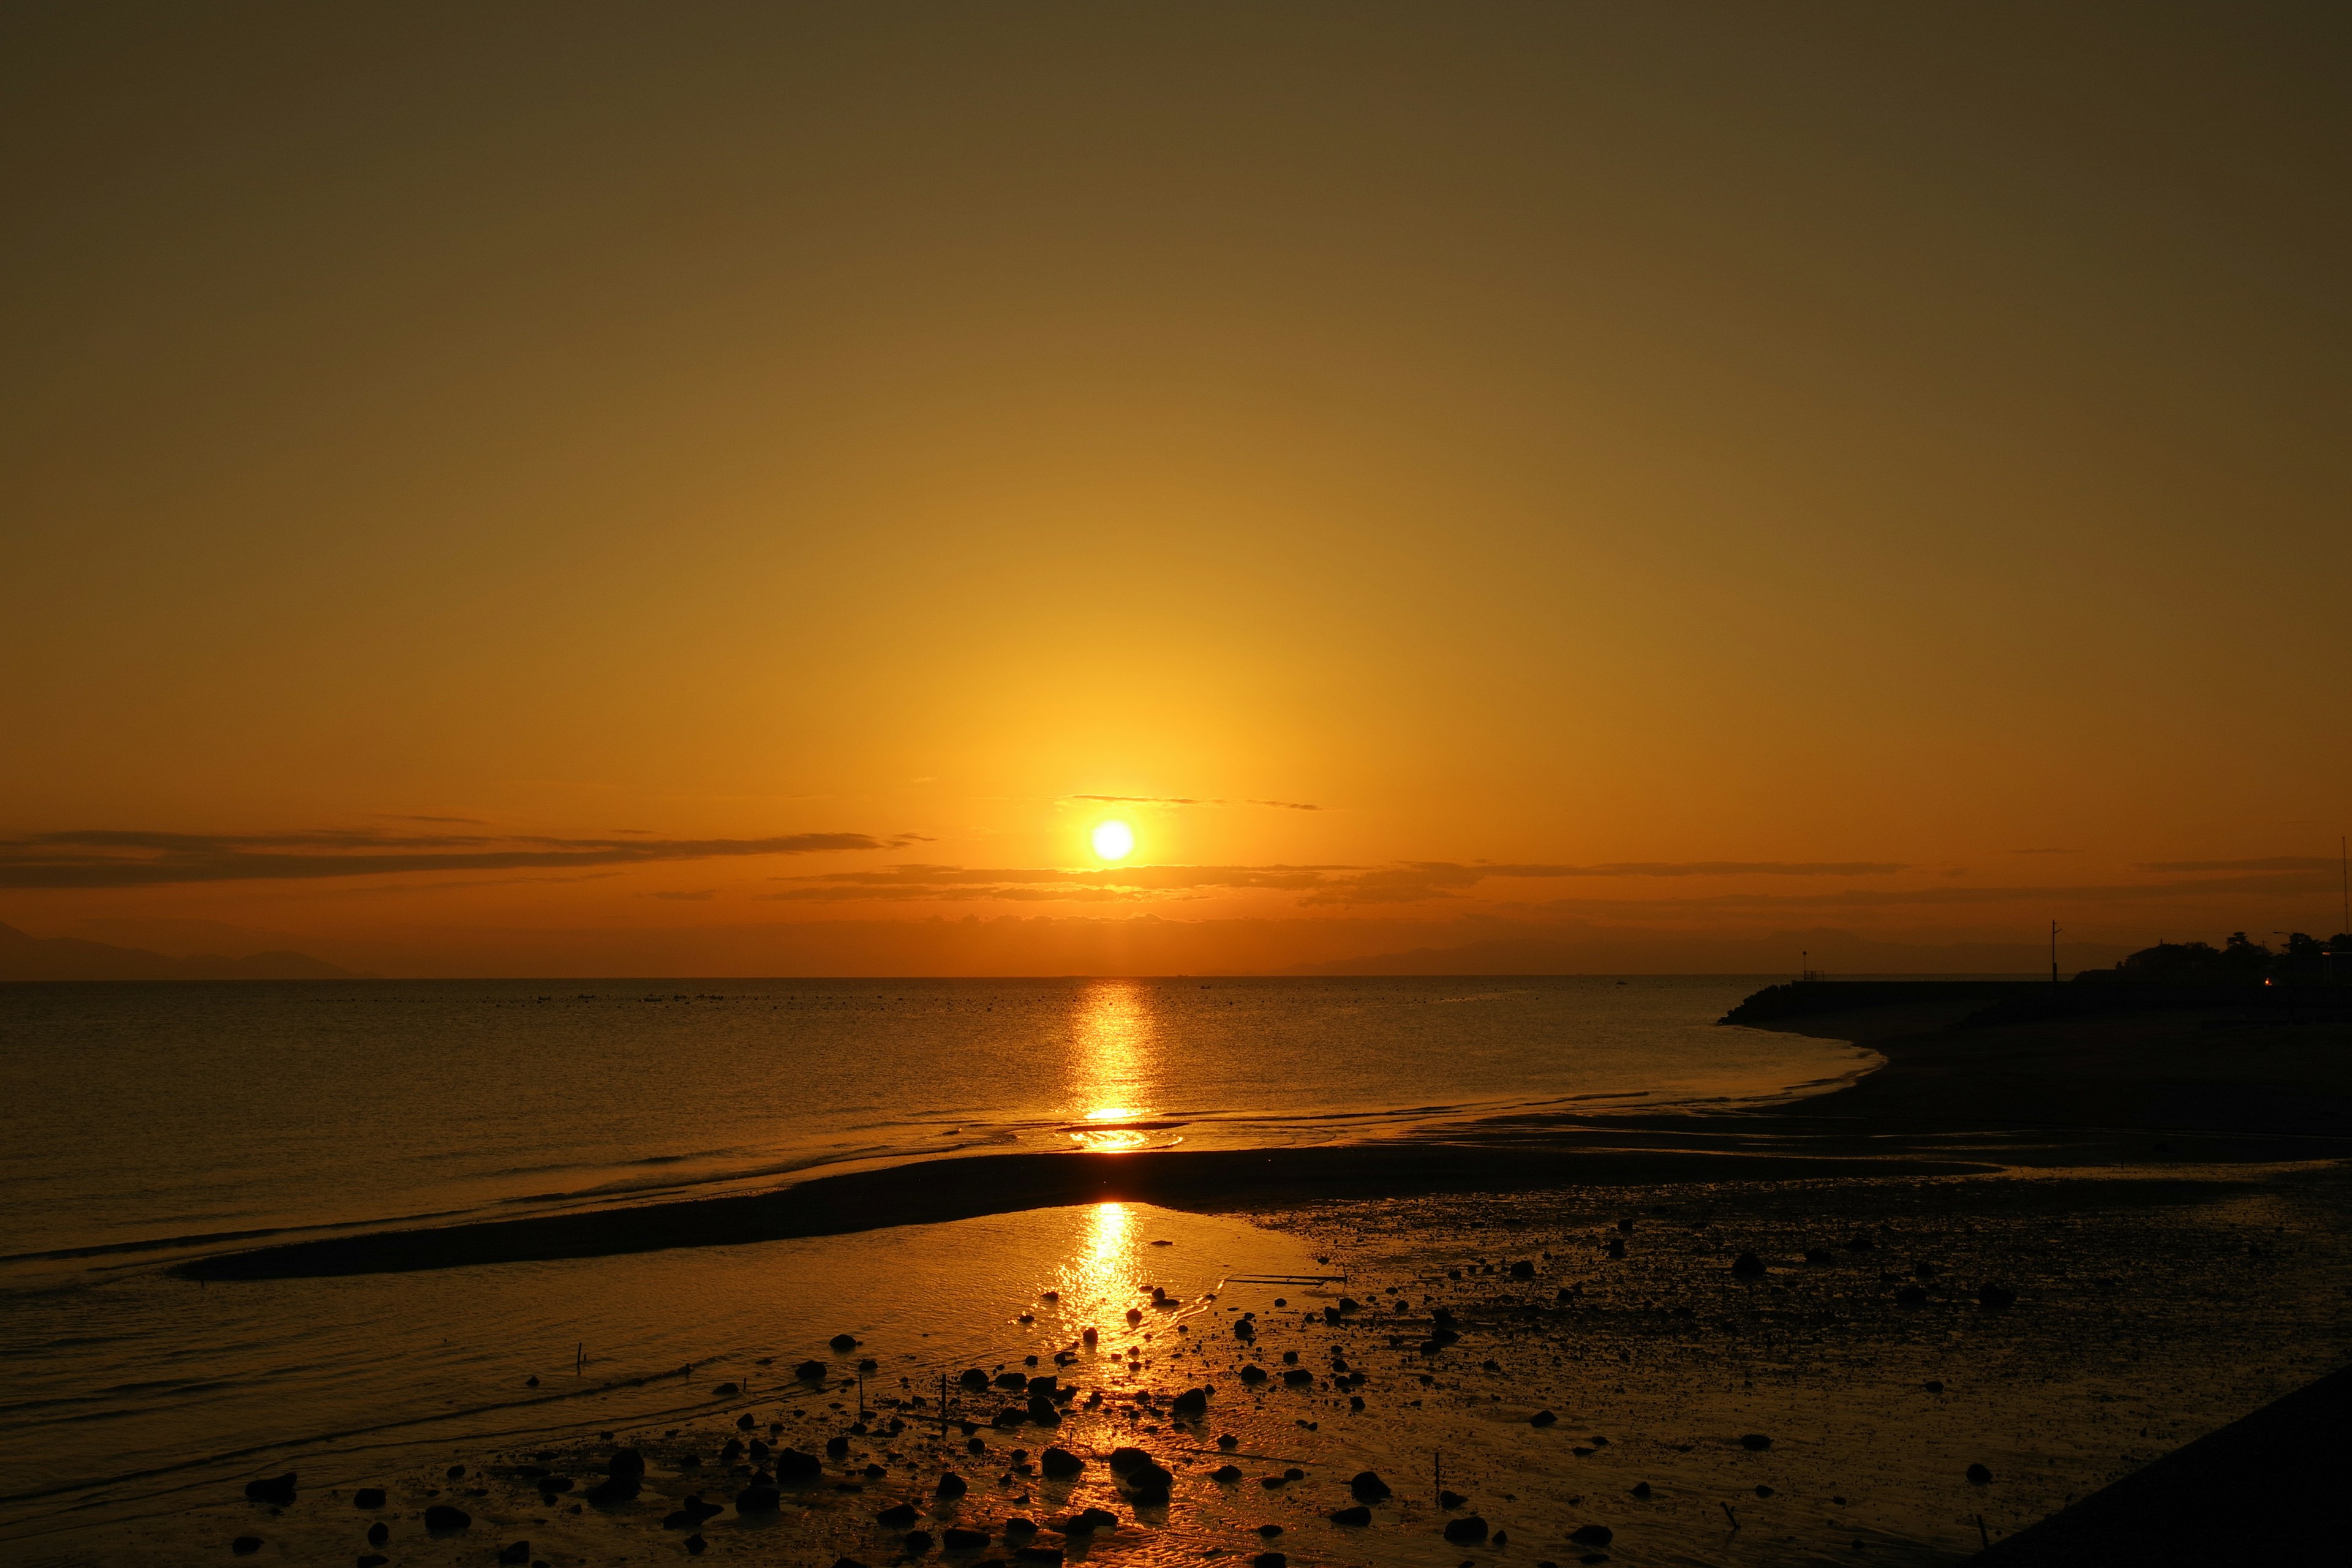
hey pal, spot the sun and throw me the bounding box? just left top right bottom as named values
left=1090, top=820, right=1136, bottom=861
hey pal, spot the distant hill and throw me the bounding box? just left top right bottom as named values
left=1280, top=928, right=2132, bottom=977
left=0, top=922, right=351, bottom=981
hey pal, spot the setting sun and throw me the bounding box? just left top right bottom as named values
left=1090, top=820, right=1135, bottom=861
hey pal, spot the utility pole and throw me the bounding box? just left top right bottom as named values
left=2049, top=920, right=2061, bottom=985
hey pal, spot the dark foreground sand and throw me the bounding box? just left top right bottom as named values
left=124, top=994, right=2352, bottom=1566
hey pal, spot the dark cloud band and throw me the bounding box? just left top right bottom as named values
left=0, top=829, right=916, bottom=888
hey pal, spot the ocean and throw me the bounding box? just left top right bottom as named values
left=0, top=975, right=1868, bottom=1554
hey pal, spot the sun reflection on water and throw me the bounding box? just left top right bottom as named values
left=1066, top=981, right=1172, bottom=1151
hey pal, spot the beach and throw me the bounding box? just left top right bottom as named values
left=7, top=984, right=2350, bottom=1566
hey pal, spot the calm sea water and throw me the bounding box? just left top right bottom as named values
left=0, top=976, right=1868, bottom=1551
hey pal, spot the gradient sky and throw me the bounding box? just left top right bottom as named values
left=4, top=4, right=2346, bottom=974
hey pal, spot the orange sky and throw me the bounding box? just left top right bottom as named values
left=3, top=6, right=2346, bottom=974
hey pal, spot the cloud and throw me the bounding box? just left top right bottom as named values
left=2136, top=856, right=2334, bottom=873
left=1515, top=868, right=2339, bottom=914
left=761, top=858, right=1915, bottom=908
left=0, top=828, right=917, bottom=888
left=1069, top=795, right=1322, bottom=812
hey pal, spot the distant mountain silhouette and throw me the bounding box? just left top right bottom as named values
left=0, top=922, right=351, bottom=981
left=1280, top=927, right=2131, bottom=976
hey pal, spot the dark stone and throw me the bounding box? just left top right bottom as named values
left=1014, top=1550, right=1063, bottom=1566
left=1804, top=1248, right=1834, bottom=1265
left=1253, top=1555, right=1286, bottom=1568
left=1569, top=1525, right=1613, bottom=1547
left=1440, top=1490, right=1468, bottom=1509
left=231, top=1538, right=262, bottom=1556
left=244, top=1474, right=297, bottom=1507
left=826, top=1434, right=851, bottom=1459
left=1172, top=1389, right=1208, bottom=1419
left=797, top=1359, right=829, bottom=1380
left=1740, top=1434, right=1773, bottom=1451
left=1077, top=1508, right=1119, bottom=1531
left=878, top=1503, right=921, bottom=1528
left=1967, top=1463, right=1993, bottom=1485
left=358, top=1556, right=388, bottom=1567
left=1924, top=1380, right=1945, bottom=1393
left=353, top=1488, right=385, bottom=1509
left=685, top=1537, right=706, bottom=1556
left=1281, top=1368, right=1314, bottom=1387
left=1026, top=1395, right=1061, bottom=1424
left=1040, top=1447, right=1083, bottom=1479
left=1329, top=1506, right=1371, bottom=1526
left=367, top=1523, right=389, bottom=1547
left=1107, top=1447, right=1148, bottom=1475
left=499, top=1543, right=532, bottom=1564
left=722, top=1439, right=746, bottom=1463
left=1213, top=1466, right=1243, bottom=1482
left=586, top=1476, right=639, bottom=1506
left=1896, top=1284, right=1929, bottom=1306
left=946, top=1528, right=990, bottom=1550
left=1239, top=1365, right=1268, bottom=1384
left=960, top=1368, right=991, bottom=1391
left=1351, top=1471, right=1391, bottom=1503
left=905, top=1530, right=936, bottom=1553
left=1630, top=1482, right=1651, bottom=1498
left=713, top=1382, right=739, bottom=1396
left=1531, top=1410, right=1558, bottom=1427
left=831, top=1334, right=859, bottom=1352
left=736, top=1483, right=781, bottom=1513
left=995, top=1371, right=1028, bottom=1390
left=1754, top=1485, right=1774, bottom=1497
left=1978, top=1283, right=2017, bottom=1310
left=1510, top=1260, right=1536, bottom=1279
left=609, top=1449, right=646, bottom=1480
left=1605, top=1238, right=1626, bottom=1258
left=1442, top=1516, right=1488, bottom=1544
left=1217, top=1434, right=1240, bottom=1450
left=424, top=1504, right=472, bottom=1531
left=1234, top=1320, right=1255, bottom=1339
left=1732, top=1253, right=1766, bottom=1279
left=1004, top=1518, right=1038, bottom=1537
left=937, top=1472, right=968, bottom=1499
left=447, top=1465, right=466, bottom=1480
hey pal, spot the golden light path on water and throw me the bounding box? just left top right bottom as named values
left=1066, top=980, right=1169, bottom=1152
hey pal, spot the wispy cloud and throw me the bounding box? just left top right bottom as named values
left=1069, top=795, right=1323, bottom=812
left=0, top=828, right=918, bottom=888
left=2136, top=856, right=2334, bottom=873
left=761, top=858, right=1913, bottom=907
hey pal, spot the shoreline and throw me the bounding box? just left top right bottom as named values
left=181, top=1142, right=1987, bottom=1280
left=184, top=984, right=2351, bottom=1283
